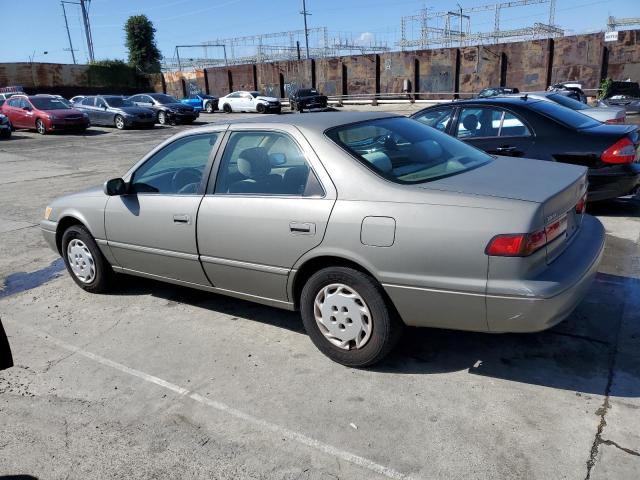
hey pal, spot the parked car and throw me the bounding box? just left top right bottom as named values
left=598, top=81, right=640, bottom=114
left=503, top=91, right=626, bottom=124
left=127, top=93, right=198, bottom=125
left=1, top=94, right=89, bottom=134
left=477, top=87, right=520, bottom=98
left=289, top=88, right=328, bottom=112
left=181, top=93, right=218, bottom=113
left=548, top=82, right=587, bottom=103
left=40, top=112, right=605, bottom=366
left=218, top=91, right=281, bottom=113
left=0, top=92, right=22, bottom=101
left=74, top=95, right=156, bottom=129
left=70, top=95, right=86, bottom=104
left=411, top=97, right=640, bottom=202
left=0, top=112, right=11, bottom=139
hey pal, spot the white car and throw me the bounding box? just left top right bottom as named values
left=218, top=91, right=281, bottom=114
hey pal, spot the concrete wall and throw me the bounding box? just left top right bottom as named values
left=606, top=29, right=640, bottom=82
left=256, top=59, right=313, bottom=98
left=551, top=34, right=603, bottom=89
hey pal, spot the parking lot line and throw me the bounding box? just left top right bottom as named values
left=13, top=321, right=417, bottom=480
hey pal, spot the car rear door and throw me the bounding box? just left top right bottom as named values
left=104, top=131, right=224, bottom=285
left=4, top=98, right=26, bottom=127
left=77, top=97, right=98, bottom=124
left=196, top=125, right=336, bottom=305
left=454, top=106, right=535, bottom=157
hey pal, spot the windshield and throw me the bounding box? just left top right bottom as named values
left=547, top=93, right=589, bottom=111
left=30, top=97, right=71, bottom=110
left=250, top=92, right=261, bottom=98
left=528, top=99, right=600, bottom=129
left=151, top=94, right=179, bottom=104
left=104, top=97, right=135, bottom=108
left=326, top=117, right=493, bottom=184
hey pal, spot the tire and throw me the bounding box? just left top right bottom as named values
left=300, top=267, right=402, bottom=367
left=205, top=102, right=214, bottom=113
left=275, top=107, right=282, bottom=114
left=256, top=103, right=266, bottom=113
left=157, top=110, right=168, bottom=125
left=0, top=129, right=10, bottom=139
left=61, top=225, right=113, bottom=294
left=114, top=114, right=125, bottom=130
left=223, top=103, right=232, bottom=113
left=35, top=119, right=46, bottom=135
left=290, top=101, right=297, bottom=112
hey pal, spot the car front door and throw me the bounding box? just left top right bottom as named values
left=197, top=127, right=336, bottom=305
left=454, top=106, right=534, bottom=157
left=104, top=131, right=224, bottom=285
left=77, top=97, right=98, bottom=124
left=95, top=97, right=112, bottom=125
left=412, top=106, right=456, bottom=133
left=4, top=98, right=25, bottom=128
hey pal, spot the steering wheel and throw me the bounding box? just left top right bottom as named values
left=374, top=133, right=399, bottom=151
left=172, top=167, right=202, bottom=194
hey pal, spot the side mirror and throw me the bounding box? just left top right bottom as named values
left=22, top=106, right=31, bottom=111
left=103, top=105, right=108, bottom=110
left=269, top=152, right=287, bottom=166
left=104, top=178, right=128, bottom=196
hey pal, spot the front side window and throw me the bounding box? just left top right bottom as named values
left=413, top=107, right=454, bottom=132
left=326, top=117, right=492, bottom=185
left=96, top=98, right=106, bottom=108
left=80, top=97, right=95, bottom=106
left=214, top=131, right=322, bottom=196
left=131, top=133, right=218, bottom=194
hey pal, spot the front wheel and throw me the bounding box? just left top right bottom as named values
left=256, top=103, right=266, bottom=114
left=0, top=129, right=10, bottom=139
left=157, top=111, right=168, bottom=125
left=205, top=102, right=214, bottom=113
left=35, top=119, right=46, bottom=135
left=61, top=225, right=113, bottom=293
left=114, top=114, right=125, bottom=130
left=300, top=267, right=402, bottom=367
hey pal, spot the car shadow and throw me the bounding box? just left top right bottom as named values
left=588, top=194, right=640, bottom=217
left=106, top=270, right=638, bottom=398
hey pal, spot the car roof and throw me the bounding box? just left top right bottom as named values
left=190, top=111, right=399, bottom=133
left=429, top=97, right=544, bottom=107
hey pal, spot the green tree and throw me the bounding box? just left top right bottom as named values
left=124, top=15, right=162, bottom=73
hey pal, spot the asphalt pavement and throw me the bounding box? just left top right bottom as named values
left=0, top=109, right=639, bottom=479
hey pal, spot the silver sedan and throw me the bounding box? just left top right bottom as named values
left=40, top=112, right=605, bottom=366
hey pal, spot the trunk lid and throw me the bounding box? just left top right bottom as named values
left=420, top=156, right=588, bottom=263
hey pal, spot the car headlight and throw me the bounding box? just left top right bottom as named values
left=44, top=206, right=52, bottom=220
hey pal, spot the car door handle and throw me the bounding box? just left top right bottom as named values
left=289, top=222, right=316, bottom=235
left=495, top=146, right=517, bottom=153
left=173, top=214, right=191, bottom=224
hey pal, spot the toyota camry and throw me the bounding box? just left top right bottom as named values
left=40, top=112, right=605, bottom=366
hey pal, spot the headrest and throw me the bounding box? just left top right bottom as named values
left=462, top=114, right=479, bottom=132
left=411, top=140, right=443, bottom=163
left=237, top=147, right=271, bottom=179
left=362, top=151, right=393, bottom=173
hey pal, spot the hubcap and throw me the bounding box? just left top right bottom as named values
left=116, top=116, right=124, bottom=128
left=159, top=112, right=166, bottom=124
left=37, top=121, right=44, bottom=134
left=66, top=239, right=96, bottom=283
left=314, top=283, right=372, bottom=350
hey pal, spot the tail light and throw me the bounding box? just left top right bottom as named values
left=575, top=192, right=587, bottom=214
left=486, top=214, right=568, bottom=257
left=605, top=117, right=625, bottom=125
left=601, top=136, right=636, bottom=164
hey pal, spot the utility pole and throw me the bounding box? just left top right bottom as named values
left=79, top=0, right=94, bottom=62
left=300, top=0, right=311, bottom=59
left=61, top=1, right=77, bottom=64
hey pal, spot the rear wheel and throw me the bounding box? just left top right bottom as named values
left=205, top=102, right=214, bottom=113
left=0, top=129, right=10, bottom=139
left=300, top=267, right=402, bottom=367
left=114, top=114, right=125, bottom=130
left=61, top=225, right=113, bottom=293
left=223, top=103, right=232, bottom=113
left=35, top=119, right=46, bottom=135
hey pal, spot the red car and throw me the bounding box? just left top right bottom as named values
left=1, top=95, right=89, bottom=134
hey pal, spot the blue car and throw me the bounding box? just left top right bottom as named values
left=181, top=94, right=218, bottom=113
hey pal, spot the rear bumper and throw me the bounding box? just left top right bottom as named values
left=587, top=163, right=640, bottom=201
left=486, top=214, right=605, bottom=332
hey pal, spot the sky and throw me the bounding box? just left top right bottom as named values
left=1, top=0, right=639, bottom=65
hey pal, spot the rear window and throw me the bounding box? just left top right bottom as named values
left=528, top=100, right=600, bottom=129
left=326, top=117, right=493, bottom=185
left=547, top=93, right=589, bottom=111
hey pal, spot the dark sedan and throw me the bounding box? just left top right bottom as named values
left=73, top=96, right=155, bottom=129
left=411, top=97, right=640, bottom=202
left=289, top=88, right=328, bottom=112
left=127, top=93, right=199, bottom=125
